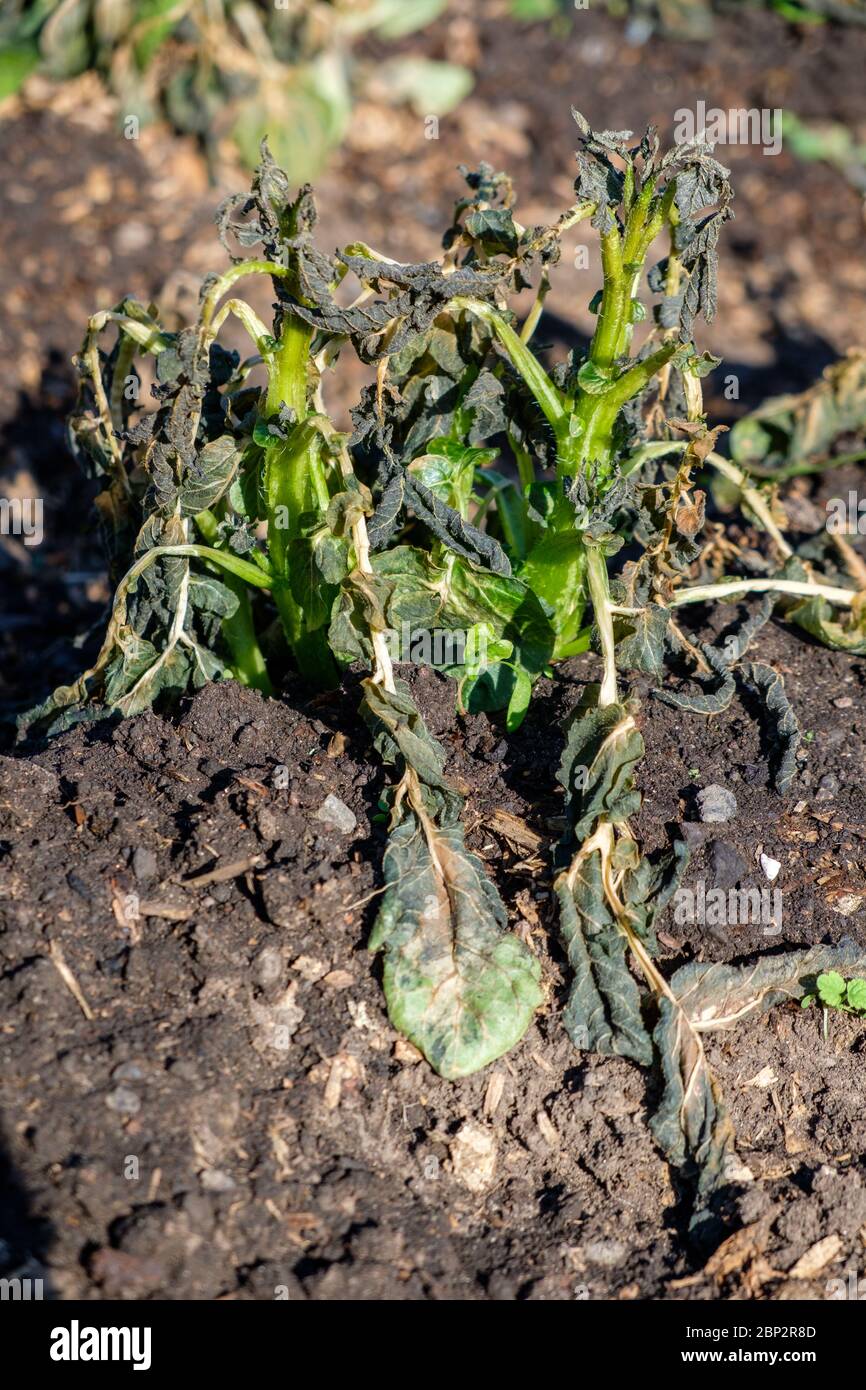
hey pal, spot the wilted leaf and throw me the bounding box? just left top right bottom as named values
left=652, top=941, right=866, bottom=1202
left=365, top=680, right=542, bottom=1078
left=730, top=351, right=866, bottom=478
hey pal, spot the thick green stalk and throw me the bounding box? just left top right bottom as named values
left=195, top=510, right=273, bottom=695
left=589, top=224, right=627, bottom=373
left=566, top=176, right=675, bottom=479
left=569, top=340, right=681, bottom=476
left=264, top=313, right=337, bottom=686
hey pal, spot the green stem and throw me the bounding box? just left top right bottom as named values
left=266, top=311, right=310, bottom=419
left=569, top=341, right=681, bottom=476
left=263, top=313, right=338, bottom=687
left=449, top=297, right=567, bottom=437
left=200, top=259, right=289, bottom=336
left=194, top=510, right=273, bottom=695
left=590, top=224, right=627, bottom=373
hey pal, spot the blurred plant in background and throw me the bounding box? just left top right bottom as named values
left=0, top=0, right=472, bottom=179
left=506, top=0, right=866, bottom=37
left=607, top=0, right=866, bottom=39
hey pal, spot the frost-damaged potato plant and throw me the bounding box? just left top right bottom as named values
left=29, top=113, right=866, bottom=1215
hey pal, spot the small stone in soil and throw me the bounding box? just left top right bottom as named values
left=131, top=846, right=158, bottom=882
left=315, top=793, right=357, bottom=834
left=708, top=840, right=747, bottom=889
left=255, top=946, right=283, bottom=987
left=581, top=1238, right=628, bottom=1268
left=696, top=784, right=738, bottom=823
left=106, top=1086, right=141, bottom=1116
left=760, top=853, right=782, bottom=882
left=112, top=1061, right=145, bottom=1083
left=680, top=822, right=708, bottom=848
left=200, top=1168, right=236, bottom=1193
left=814, top=773, right=838, bottom=802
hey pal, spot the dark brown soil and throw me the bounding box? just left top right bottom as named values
left=2, top=611, right=866, bottom=1301
left=2, top=0, right=866, bottom=1304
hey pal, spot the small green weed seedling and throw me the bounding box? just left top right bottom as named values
left=803, top=971, right=866, bottom=1038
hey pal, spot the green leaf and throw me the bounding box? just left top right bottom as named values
left=371, top=0, right=448, bottom=40
left=785, top=591, right=866, bottom=655
left=846, top=978, right=866, bottom=1013
left=730, top=352, right=866, bottom=477
left=463, top=622, right=513, bottom=675
left=232, top=73, right=343, bottom=182
left=409, top=439, right=492, bottom=516
left=816, top=970, right=847, bottom=1008
left=364, top=680, right=542, bottom=1078
left=370, top=810, right=542, bottom=1078
left=505, top=665, right=532, bottom=731
left=0, top=41, right=39, bottom=99
left=368, top=546, right=554, bottom=688
left=576, top=359, right=613, bottom=396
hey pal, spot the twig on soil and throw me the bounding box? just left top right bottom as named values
left=138, top=901, right=195, bottom=921
left=48, top=940, right=94, bottom=1020
left=183, top=854, right=263, bottom=887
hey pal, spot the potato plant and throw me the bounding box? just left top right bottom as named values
left=29, top=113, right=866, bottom=1220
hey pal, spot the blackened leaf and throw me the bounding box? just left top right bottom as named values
left=668, top=941, right=866, bottom=1034
left=623, top=836, right=690, bottom=953
left=405, top=471, right=511, bottom=574
left=367, top=467, right=407, bottom=550
left=463, top=369, right=507, bottom=439
left=556, top=848, right=654, bottom=1065
left=178, top=435, right=241, bottom=516
left=654, top=670, right=736, bottom=715
left=556, top=701, right=644, bottom=844
left=739, top=660, right=801, bottom=795
left=651, top=995, right=740, bottom=1201
left=613, top=602, right=670, bottom=678
left=716, top=595, right=774, bottom=665
left=188, top=574, right=241, bottom=619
